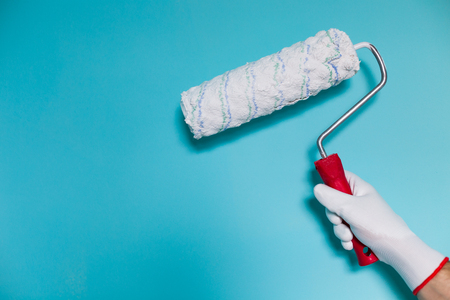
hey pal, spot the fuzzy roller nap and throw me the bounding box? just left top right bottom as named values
left=181, top=29, right=360, bottom=139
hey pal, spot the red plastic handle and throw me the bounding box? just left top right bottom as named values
left=314, top=153, right=378, bottom=266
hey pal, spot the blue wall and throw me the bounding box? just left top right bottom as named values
left=0, top=0, right=449, bottom=299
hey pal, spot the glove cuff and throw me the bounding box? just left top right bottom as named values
left=412, top=257, right=449, bottom=295
left=381, top=233, right=446, bottom=292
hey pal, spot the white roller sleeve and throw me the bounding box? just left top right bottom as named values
left=181, top=28, right=360, bottom=139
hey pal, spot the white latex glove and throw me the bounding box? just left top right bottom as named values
left=314, top=171, right=447, bottom=293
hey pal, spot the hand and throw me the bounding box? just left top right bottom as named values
left=314, top=171, right=447, bottom=294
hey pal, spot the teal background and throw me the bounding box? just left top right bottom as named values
left=0, top=0, right=449, bottom=299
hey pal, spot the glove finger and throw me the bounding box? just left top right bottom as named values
left=344, top=171, right=376, bottom=196
left=341, top=240, right=353, bottom=251
left=314, top=184, right=354, bottom=215
left=325, top=208, right=342, bottom=225
left=333, top=223, right=353, bottom=242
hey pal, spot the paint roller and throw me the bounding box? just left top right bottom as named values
left=180, top=28, right=387, bottom=266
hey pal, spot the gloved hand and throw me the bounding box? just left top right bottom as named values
left=314, top=171, right=447, bottom=294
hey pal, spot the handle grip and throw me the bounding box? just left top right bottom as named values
left=314, top=153, right=378, bottom=266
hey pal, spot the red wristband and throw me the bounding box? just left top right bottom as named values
left=413, top=257, right=449, bottom=295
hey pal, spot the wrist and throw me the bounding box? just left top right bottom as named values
left=415, top=258, right=449, bottom=296
left=376, top=233, right=446, bottom=291
left=417, top=261, right=450, bottom=299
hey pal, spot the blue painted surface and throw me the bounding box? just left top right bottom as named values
left=0, top=0, right=449, bottom=299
